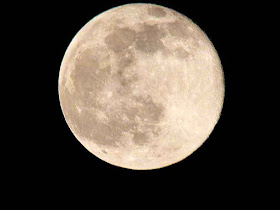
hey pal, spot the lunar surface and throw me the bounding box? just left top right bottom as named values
left=58, top=3, right=224, bottom=170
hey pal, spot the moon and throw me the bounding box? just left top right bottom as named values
left=58, top=3, right=224, bottom=170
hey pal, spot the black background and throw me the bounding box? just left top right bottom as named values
left=19, top=0, right=263, bottom=197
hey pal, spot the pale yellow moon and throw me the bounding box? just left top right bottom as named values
left=58, top=3, right=224, bottom=170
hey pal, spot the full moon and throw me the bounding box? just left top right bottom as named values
left=58, top=3, right=224, bottom=170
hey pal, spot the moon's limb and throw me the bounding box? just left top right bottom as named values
left=58, top=3, right=224, bottom=170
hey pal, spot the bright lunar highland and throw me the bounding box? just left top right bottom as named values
left=58, top=3, right=225, bottom=170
